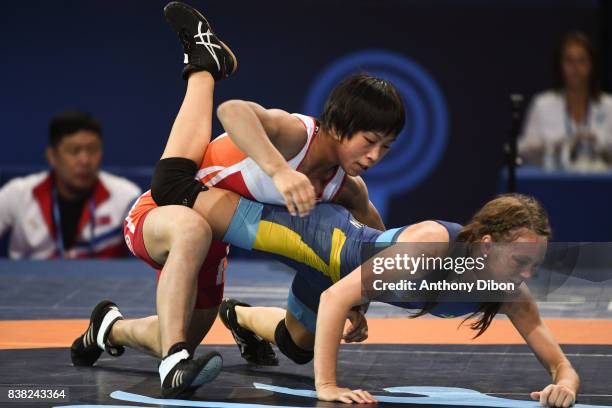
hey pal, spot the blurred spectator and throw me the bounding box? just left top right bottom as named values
left=0, top=111, right=141, bottom=259
left=519, top=31, right=612, bottom=171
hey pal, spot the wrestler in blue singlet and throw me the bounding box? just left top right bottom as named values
left=223, top=198, right=480, bottom=333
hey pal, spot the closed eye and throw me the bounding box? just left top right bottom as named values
left=513, top=256, right=529, bottom=266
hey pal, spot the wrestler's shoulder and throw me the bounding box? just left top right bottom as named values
left=398, top=221, right=449, bottom=243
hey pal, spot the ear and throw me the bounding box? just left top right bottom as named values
left=329, top=126, right=342, bottom=141
left=480, top=234, right=493, bottom=255
left=45, top=146, right=56, bottom=168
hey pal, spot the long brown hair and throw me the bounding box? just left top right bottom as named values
left=413, top=194, right=551, bottom=338
left=553, top=31, right=602, bottom=101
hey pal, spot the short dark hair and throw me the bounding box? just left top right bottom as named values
left=49, top=111, right=102, bottom=148
left=553, top=31, right=602, bottom=101
left=320, top=73, right=405, bottom=139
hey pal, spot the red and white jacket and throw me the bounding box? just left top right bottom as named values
left=0, top=170, right=141, bottom=259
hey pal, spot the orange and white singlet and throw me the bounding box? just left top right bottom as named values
left=124, top=113, right=347, bottom=254
left=196, top=113, right=346, bottom=204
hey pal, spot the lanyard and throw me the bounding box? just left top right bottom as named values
left=564, top=97, right=591, bottom=137
left=52, top=186, right=96, bottom=258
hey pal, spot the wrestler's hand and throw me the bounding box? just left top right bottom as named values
left=271, top=167, right=316, bottom=217
left=531, top=384, right=576, bottom=407
left=317, top=384, right=377, bottom=404
left=343, top=309, right=368, bottom=343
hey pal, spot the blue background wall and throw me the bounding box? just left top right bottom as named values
left=0, top=0, right=605, bottom=231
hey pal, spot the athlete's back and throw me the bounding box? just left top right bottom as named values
left=223, top=198, right=382, bottom=287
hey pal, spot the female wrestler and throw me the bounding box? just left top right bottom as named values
left=70, top=1, right=403, bottom=398
left=71, top=4, right=578, bottom=405
left=81, top=168, right=578, bottom=407
left=214, top=192, right=578, bottom=407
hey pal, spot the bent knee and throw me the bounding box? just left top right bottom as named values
left=165, top=207, right=212, bottom=244
left=274, top=319, right=313, bottom=365
left=285, top=312, right=314, bottom=350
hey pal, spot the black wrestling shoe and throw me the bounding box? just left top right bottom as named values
left=164, top=1, right=237, bottom=80
left=219, top=298, right=279, bottom=366
left=159, top=342, right=223, bottom=398
left=70, top=300, right=125, bottom=367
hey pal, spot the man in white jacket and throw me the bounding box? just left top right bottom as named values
left=0, top=111, right=141, bottom=259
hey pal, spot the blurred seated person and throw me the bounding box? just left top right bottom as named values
left=0, top=111, right=141, bottom=259
left=519, top=31, right=612, bottom=172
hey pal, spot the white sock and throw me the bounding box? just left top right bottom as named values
left=159, top=349, right=190, bottom=385
left=96, top=307, right=123, bottom=350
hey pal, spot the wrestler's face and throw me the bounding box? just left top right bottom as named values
left=46, top=131, right=103, bottom=195
left=337, top=130, right=395, bottom=176
left=477, top=228, right=548, bottom=287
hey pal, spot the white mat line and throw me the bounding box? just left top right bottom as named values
left=340, top=349, right=612, bottom=357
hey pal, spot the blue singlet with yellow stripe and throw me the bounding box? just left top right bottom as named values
left=223, top=198, right=480, bottom=333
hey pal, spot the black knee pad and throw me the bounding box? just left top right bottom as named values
left=151, top=157, right=208, bottom=208
left=274, top=320, right=313, bottom=365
